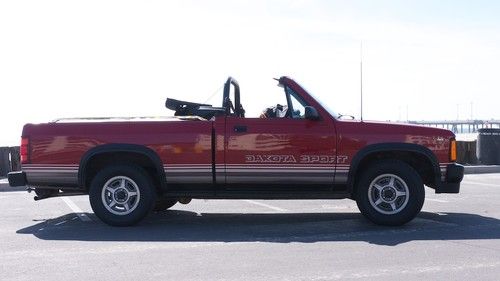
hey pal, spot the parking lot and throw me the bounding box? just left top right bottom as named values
left=1, top=174, right=499, bottom=281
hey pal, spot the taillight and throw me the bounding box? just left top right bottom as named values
left=450, top=139, right=457, bottom=162
left=20, top=137, right=30, bottom=164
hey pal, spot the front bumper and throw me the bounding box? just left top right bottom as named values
left=436, top=163, right=464, bottom=194
left=7, top=171, right=27, bottom=187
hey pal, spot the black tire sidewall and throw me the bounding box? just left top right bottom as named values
left=355, top=160, right=425, bottom=226
left=89, top=164, right=156, bottom=226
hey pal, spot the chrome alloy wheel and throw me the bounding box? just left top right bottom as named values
left=368, top=174, right=410, bottom=215
left=101, top=176, right=141, bottom=216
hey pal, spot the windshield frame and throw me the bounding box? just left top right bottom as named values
left=288, top=78, right=339, bottom=119
left=306, top=90, right=339, bottom=119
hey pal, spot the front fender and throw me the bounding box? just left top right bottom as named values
left=347, top=142, right=441, bottom=193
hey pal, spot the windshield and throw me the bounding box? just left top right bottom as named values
left=295, top=82, right=339, bottom=119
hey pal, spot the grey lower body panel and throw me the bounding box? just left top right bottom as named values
left=224, top=165, right=339, bottom=185
left=26, top=171, right=78, bottom=186
left=22, top=164, right=79, bottom=188
left=20, top=164, right=351, bottom=190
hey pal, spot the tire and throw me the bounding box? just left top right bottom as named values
left=355, top=160, right=425, bottom=226
left=153, top=198, right=177, bottom=211
left=89, top=164, right=156, bottom=226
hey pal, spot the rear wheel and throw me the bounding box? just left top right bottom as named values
left=355, top=160, right=425, bottom=226
left=89, top=164, right=156, bottom=226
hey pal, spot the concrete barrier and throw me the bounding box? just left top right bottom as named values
left=0, top=147, right=10, bottom=177
left=457, top=141, right=477, bottom=165
left=0, top=178, right=26, bottom=192
left=464, top=165, right=500, bottom=174
left=477, top=128, right=500, bottom=165
left=9, top=146, right=21, bottom=171
left=0, top=146, right=20, bottom=177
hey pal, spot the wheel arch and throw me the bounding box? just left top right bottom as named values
left=347, top=143, right=441, bottom=195
left=78, top=144, right=167, bottom=193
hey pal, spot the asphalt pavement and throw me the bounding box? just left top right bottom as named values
left=1, top=174, right=499, bottom=281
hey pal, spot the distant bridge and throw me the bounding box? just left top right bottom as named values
left=408, top=120, right=500, bottom=134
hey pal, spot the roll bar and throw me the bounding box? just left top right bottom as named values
left=222, top=77, right=244, bottom=117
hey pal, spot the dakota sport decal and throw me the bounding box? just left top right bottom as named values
left=245, top=155, right=348, bottom=164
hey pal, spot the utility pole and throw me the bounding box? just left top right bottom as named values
left=360, top=41, right=363, bottom=121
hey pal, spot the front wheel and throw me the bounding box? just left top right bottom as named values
left=89, top=164, right=156, bottom=226
left=355, top=160, right=425, bottom=226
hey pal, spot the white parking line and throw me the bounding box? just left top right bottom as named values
left=54, top=220, right=68, bottom=226
left=61, top=197, right=92, bottom=222
left=462, top=181, right=499, bottom=187
left=426, top=198, right=449, bottom=203
left=243, top=200, right=288, bottom=212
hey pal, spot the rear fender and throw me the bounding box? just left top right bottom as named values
left=78, top=144, right=167, bottom=191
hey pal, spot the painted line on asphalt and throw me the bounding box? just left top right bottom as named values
left=54, top=220, right=68, bottom=226
left=61, top=197, right=92, bottom=222
left=324, top=261, right=500, bottom=280
left=243, top=200, right=288, bottom=212
left=321, top=204, right=350, bottom=210
left=426, top=198, right=449, bottom=203
left=466, top=173, right=500, bottom=178
left=462, top=181, right=500, bottom=187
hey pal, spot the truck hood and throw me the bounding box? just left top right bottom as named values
left=336, top=119, right=455, bottom=142
left=335, top=119, right=455, bottom=164
left=345, top=119, right=453, bottom=135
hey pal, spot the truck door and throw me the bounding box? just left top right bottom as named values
left=224, top=86, right=336, bottom=187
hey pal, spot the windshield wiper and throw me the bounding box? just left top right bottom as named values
left=338, top=114, right=355, bottom=120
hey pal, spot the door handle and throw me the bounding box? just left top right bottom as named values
left=234, top=125, right=247, bottom=133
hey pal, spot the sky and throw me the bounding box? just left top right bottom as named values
left=1, top=0, right=500, bottom=146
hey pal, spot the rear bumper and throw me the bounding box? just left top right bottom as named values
left=436, top=163, right=464, bottom=194
left=7, top=171, right=27, bottom=187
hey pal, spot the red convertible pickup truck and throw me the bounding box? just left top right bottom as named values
left=8, top=76, right=464, bottom=226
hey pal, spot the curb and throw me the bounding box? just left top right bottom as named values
left=0, top=179, right=26, bottom=192
left=463, top=165, right=500, bottom=175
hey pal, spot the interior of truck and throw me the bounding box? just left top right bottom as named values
left=165, top=76, right=309, bottom=120
left=165, top=77, right=245, bottom=120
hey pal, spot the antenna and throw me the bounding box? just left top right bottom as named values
left=470, top=102, right=473, bottom=120
left=360, top=41, right=363, bottom=121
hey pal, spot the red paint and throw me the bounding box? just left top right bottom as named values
left=19, top=76, right=456, bottom=188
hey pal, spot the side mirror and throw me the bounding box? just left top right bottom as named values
left=304, top=106, right=320, bottom=120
